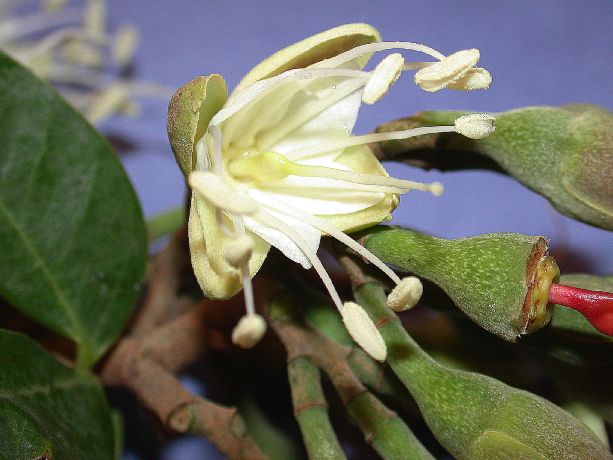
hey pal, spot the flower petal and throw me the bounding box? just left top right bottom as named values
left=188, top=194, right=270, bottom=299
left=233, top=23, right=380, bottom=95
left=243, top=207, right=320, bottom=269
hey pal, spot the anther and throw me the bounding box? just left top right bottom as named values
left=387, top=276, right=423, bottom=312
left=341, top=302, right=387, bottom=362
left=224, top=234, right=254, bottom=268
left=189, top=171, right=259, bottom=215
left=447, top=67, right=492, bottom=91
left=414, top=49, right=480, bottom=92
left=362, top=53, right=404, bottom=104
left=232, top=314, right=267, bottom=349
left=454, top=113, right=496, bottom=139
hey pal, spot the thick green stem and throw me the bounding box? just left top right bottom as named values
left=287, top=357, right=345, bottom=460
left=353, top=281, right=612, bottom=460
left=146, top=206, right=184, bottom=242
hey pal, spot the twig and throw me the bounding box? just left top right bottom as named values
left=270, top=300, right=433, bottom=459
left=288, top=356, right=345, bottom=459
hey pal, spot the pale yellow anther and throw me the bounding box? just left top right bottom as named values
left=429, top=182, right=444, bottom=197
left=113, top=26, right=139, bottom=67
left=455, top=113, right=496, bottom=139
left=86, top=85, right=129, bottom=124
left=447, top=67, right=492, bottom=91
left=362, top=53, right=404, bottom=104
left=341, top=302, right=387, bottom=362
left=231, top=314, right=267, bottom=348
left=224, top=235, right=254, bottom=268
left=189, top=171, right=259, bottom=215
left=387, top=276, right=423, bottom=312
left=414, top=49, right=480, bottom=92
left=85, top=0, right=106, bottom=35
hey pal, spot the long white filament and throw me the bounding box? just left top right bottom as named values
left=313, top=41, right=446, bottom=69
left=256, top=208, right=345, bottom=311
left=258, top=197, right=402, bottom=285
left=287, top=125, right=458, bottom=160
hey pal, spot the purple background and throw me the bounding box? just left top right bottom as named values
left=101, top=1, right=613, bottom=458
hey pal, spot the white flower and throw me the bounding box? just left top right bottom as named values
left=0, top=0, right=171, bottom=123
left=168, top=24, right=494, bottom=357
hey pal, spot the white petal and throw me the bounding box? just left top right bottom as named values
left=243, top=208, right=320, bottom=269
left=270, top=87, right=363, bottom=161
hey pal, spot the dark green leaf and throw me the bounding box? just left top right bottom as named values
left=0, top=51, right=146, bottom=365
left=0, top=330, right=114, bottom=459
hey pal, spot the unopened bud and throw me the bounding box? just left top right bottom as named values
left=387, top=276, right=423, bottom=312
left=415, top=49, right=480, bottom=92
left=232, top=314, right=267, bottom=348
left=341, top=302, right=387, bottom=362
left=447, top=67, right=492, bottom=91
left=224, top=235, right=253, bottom=268
left=362, top=53, right=404, bottom=104
left=455, top=113, right=496, bottom=139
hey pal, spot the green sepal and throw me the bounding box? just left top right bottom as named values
left=167, top=74, right=228, bottom=177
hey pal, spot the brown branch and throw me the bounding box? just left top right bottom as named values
left=98, top=228, right=269, bottom=460
left=130, top=227, right=193, bottom=336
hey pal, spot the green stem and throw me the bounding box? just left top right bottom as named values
left=353, top=281, right=611, bottom=460
left=287, top=357, right=345, bottom=460
left=146, top=206, right=184, bottom=242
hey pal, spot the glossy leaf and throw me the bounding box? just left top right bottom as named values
left=0, top=330, right=114, bottom=459
left=0, top=51, right=146, bottom=365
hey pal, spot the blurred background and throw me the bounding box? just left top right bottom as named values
left=90, top=1, right=612, bottom=458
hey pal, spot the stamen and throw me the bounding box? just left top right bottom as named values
left=362, top=53, right=404, bottom=104
left=256, top=208, right=345, bottom=312
left=286, top=125, right=457, bottom=160
left=209, top=125, right=224, bottom=176
left=14, top=27, right=105, bottom=63
left=454, top=113, right=496, bottom=139
left=387, top=276, right=423, bottom=312
left=112, top=25, right=139, bottom=66
left=231, top=313, right=267, bottom=348
left=224, top=234, right=254, bottom=269
left=255, top=195, right=401, bottom=285
left=313, top=41, right=446, bottom=70
left=229, top=150, right=443, bottom=196
left=189, top=171, right=259, bottom=215
left=341, top=302, right=387, bottom=361
left=0, top=8, right=81, bottom=41
left=414, top=49, right=480, bottom=92
left=447, top=67, right=492, bottom=91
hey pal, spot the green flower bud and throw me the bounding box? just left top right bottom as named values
left=374, top=105, right=613, bottom=230
left=362, top=226, right=560, bottom=341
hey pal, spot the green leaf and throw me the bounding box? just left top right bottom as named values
left=0, top=330, right=115, bottom=459
left=0, top=51, right=146, bottom=365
